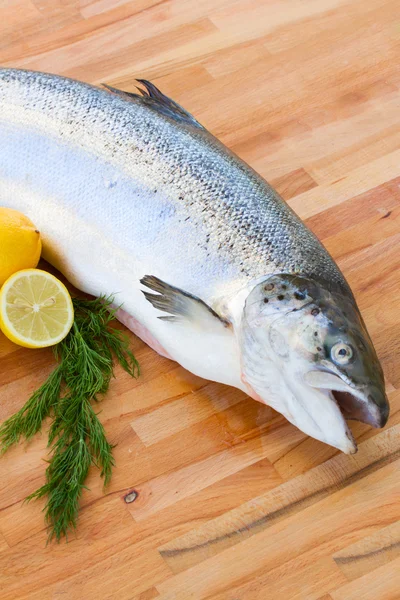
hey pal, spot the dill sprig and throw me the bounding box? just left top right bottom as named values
left=0, top=366, right=63, bottom=454
left=0, top=296, right=139, bottom=541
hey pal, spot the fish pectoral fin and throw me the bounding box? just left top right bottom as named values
left=103, top=80, right=205, bottom=130
left=140, top=275, right=230, bottom=330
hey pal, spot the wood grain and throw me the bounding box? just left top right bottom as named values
left=0, top=0, right=400, bottom=598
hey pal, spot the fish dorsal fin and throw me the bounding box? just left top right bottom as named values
left=103, top=80, right=205, bottom=130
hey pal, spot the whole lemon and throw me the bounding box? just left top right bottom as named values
left=0, top=208, right=42, bottom=286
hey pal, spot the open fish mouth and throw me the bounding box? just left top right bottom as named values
left=304, top=369, right=389, bottom=454
left=321, top=387, right=357, bottom=454
left=331, top=385, right=389, bottom=429
left=333, top=390, right=377, bottom=427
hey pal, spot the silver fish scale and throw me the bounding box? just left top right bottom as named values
left=147, top=123, right=349, bottom=294
left=0, top=68, right=350, bottom=296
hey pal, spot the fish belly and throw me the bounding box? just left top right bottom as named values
left=0, top=119, right=244, bottom=390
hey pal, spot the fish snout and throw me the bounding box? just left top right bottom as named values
left=333, top=384, right=390, bottom=429
left=368, top=387, right=390, bottom=428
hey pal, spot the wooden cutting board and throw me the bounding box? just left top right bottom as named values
left=1, top=1, right=399, bottom=598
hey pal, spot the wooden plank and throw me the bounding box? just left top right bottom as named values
left=331, top=555, right=400, bottom=600
left=333, top=520, right=400, bottom=581
left=132, top=589, right=160, bottom=600
left=158, top=426, right=400, bottom=574
left=270, top=168, right=317, bottom=200
left=290, top=148, right=400, bottom=220
left=50, top=548, right=170, bottom=600
left=130, top=383, right=246, bottom=446
left=127, top=433, right=281, bottom=521
left=124, top=456, right=283, bottom=550
left=201, top=555, right=347, bottom=600
left=0, top=531, right=8, bottom=552
left=156, top=456, right=400, bottom=598
left=1, top=1, right=400, bottom=598
left=305, top=176, right=400, bottom=241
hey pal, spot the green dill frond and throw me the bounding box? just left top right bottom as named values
left=93, top=326, right=140, bottom=379
left=28, top=419, right=92, bottom=542
left=85, top=401, right=115, bottom=485
left=2, top=294, right=139, bottom=541
left=0, top=366, right=63, bottom=454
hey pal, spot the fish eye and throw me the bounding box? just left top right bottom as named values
left=331, top=343, right=354, bottom=365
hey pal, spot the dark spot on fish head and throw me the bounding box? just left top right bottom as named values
left=314, top=331, right=318, bottom=337
left=294, top=291, right=306, bottom=300
left=263, top=298, right=269, bottom=303
left=317, top=346, right=322, bottom=352
left=277, top=294, right=285, bottom=301
left=281, top=284, right=287, bottom=290
left=311, top=308, right=320, bottom=316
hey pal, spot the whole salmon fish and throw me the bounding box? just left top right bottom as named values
left=0, top=68, right=389, bottom=453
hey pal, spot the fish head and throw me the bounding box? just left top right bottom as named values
left=240, top=274, right=389, bottom=454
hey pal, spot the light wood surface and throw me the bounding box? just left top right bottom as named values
left=1, top=0, right=400, bottom=598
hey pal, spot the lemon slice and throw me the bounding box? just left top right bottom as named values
left=0, top=269, right=74, bottom=348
